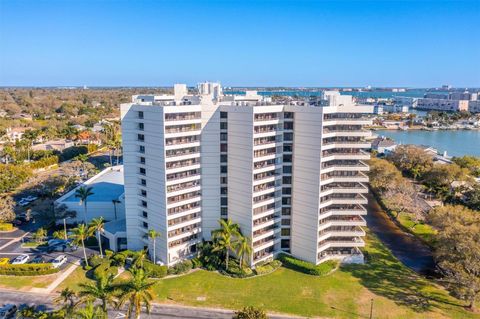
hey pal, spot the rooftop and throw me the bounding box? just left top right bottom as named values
left=60, top=165, right=124, bottom=203
left=103, top=218, right=126, bottom=234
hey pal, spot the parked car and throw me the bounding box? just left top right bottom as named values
left=30, top=255, right=45, bottom=264
left=0, top=258, right=9, bottom=265
left=11, top=254, right=29, bottom=264
left=46, top=241, right=77, bottom=253
left=51, top=255, right=67, bottom=268
left=11, top=219, right=23, bottom=226
left=17, top=199, right=30, bottom=207
left=25, top=195, right=38, bottom=202
left=0, top=304, right=17, bottom=319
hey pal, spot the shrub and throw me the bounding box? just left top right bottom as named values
left=0, top=164, right=32, bottom=193
left=29, top=156, right=59, bottom=170
left=143, top=261, right=167, bottom=278
left=233, top=306, right=268, bottom=319
left=222, top=259, right=253, bottom=278
left=93, top=261, right=118, bottom=278
left=167, top=259, right=193, bottom=275
left=278, top=253, right=337, bottom=276
left=254, top=260, right=281, bottom=276
left=59, top=146, right=88, bottom=162
left=191, top=257, right=203, bottom=269
left=88, top=255, right=103, bottom=268
left=0, top=223, right=13, bottom=231
left=0, top=263, right=58, bottom=276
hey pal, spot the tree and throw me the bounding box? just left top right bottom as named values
left=78, top=273, right=116, bottom=316
left=235, top=235, right=252, bottom=268
left=54, top=287, right=78, bottom=317
left=428, top=205, right=480, bottom=311
left=132, top=249, right=148, bottom=269
left=70, top=224, right=93, bottom=267
left=464, top=184, right=480, bottom=211
left=147, top=229, right=161, bottom=264
left=0, top=164, right=31, bottom=193
left=368, top=158, right=402, bottom=194
left=212, top=219, right=241, bottom=270
left=89, top=217, right=105, bottom=258
left=115, top=267, right=156, bottom=319
left=16, top=305, right=37, bottom=318
left=74, top=301, right=106, bottom=319
left=75, top=186, right=94, bottom=223
left=388, top=145, right=433, bottom=180
left=422, top=163, right=470, bottom=199
left=53, top=230, right=65, bottom=240
left=233, top=306, right=268, bottom=319
left=33, top=227, right=47, bottom=243
left=0, top=195, right=15, bottom=223
left=452, top=155, right=480, bottom=177
left=383, top=180, right=417, bottom=219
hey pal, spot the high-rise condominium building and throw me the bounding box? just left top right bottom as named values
left=121, top=83, right=373, bottom=266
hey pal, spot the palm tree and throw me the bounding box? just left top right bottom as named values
left=33, top=227, right=47, bottom=243
left=78, top=273, right=116, bottom=316
left=52, top=230, right=65, bottom=240
left=75, top=186, right=94, bottom=223
left=147, top=229, right=161, bottom=264
left=54, top=287, right=77, bottom=317
left=133, top=249, right=148, bottom=269
left=211, top=219, right=241, bottom=270
left=74, top=301, right=105, bottom=319
left=115, top=267, right=156, bottom=319
left=235, top=235, right=252, bottom=268
left=16, top=305, right=37, bottom=318
left=89, top=217, right=105, bottom=258
left=70, top=224, right=93, bottom=267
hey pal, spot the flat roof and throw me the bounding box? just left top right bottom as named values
left=103, top=218, right=126, bottom=234
left=61, top=165, right=124, bottom=203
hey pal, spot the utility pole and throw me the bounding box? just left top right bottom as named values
left=369, top=298, right=374, bottom=319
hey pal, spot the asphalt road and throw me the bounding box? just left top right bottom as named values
left=0, top=290, right=250, bottom=319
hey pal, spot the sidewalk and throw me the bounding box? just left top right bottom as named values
left=30, top=260, right=80, bottom=294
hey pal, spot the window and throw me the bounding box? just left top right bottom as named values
left=139, top=167, right=146, bottom=175
left=283, top=144, right=292, bottom=152
left=220, top=133, right=228, bottom=141
left=283, top=166, right=292, bottom=174
left=284, top=122, right=294, bottom=130
left=220, top=112, right=228, bottom=119
left=282, top=188, right=291, bottom=195
left=282, top=207, right=291, bottom=215
left=281, top=219, right=291, bottom=225
left=137, top=134, right=145, bottom=141
left=221, top=207, right=228, bottom=215
left=220, top=154, right=227, bottom=163
left=140, top=157, right=145, bottom=164
left=143, top=222, right=148, bottom=229
left=221, top=197, right=228, bottom=206
left=282, top=176, right=292, bottom=184
left=281, top=239, right=290, bottom=248
left=220, top=144, right=228, bottom=152
left=138, top=111, right=144, bottom=119
left=141, top=189, right=147, bottom=197
left=141, top=200, right=147, bottom=208
left=221, top=187, right=228, bottom=195
left=284, top=112, right=293, bottom=119
left=282, top=197, right=291, bottom=205
left=140, top=178, right=146, bottom=186
left=283, top=154, right=292, bottom=163
left=220, top=122, right=228, bottom=129
left=138, top=122, right=144, bottom=130
left=220, top=166, right=227, bottom=173
left=283, top=133, right=293, bottom=141
left=139, top=145, right=145, bottom=153
left=281, top=228, right=290, bottom=236
left=220, top=176, right=228, bottom=184
left=142, top=211, right=148, bottom=218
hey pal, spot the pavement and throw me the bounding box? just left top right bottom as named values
left=0, top=290, right=303, bottom=319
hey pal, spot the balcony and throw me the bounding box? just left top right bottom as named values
left=319, top=205, right=367, bottom=219
left=318, top=237, right=365, bottom=251
left=319, top=194, right=368, bottom=208
left=321, top=150, right=370, bottom=162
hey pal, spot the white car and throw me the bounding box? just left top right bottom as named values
left=0, top=304, right=17, bottom=319
left=51, top=255, right=67, bottom=268
left=11, top=254, right=29, bottom=264
left=18, top=199, right=30, bottom=207
left=25, top=195, right=38, bottom=202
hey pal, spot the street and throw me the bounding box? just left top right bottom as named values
left=0, top=290, right=298, bottom=319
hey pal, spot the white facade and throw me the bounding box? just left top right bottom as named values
left=121, top=84, right=373, bottom=266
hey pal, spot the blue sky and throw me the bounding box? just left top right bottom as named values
left=0, top=0, right=479, bottom=87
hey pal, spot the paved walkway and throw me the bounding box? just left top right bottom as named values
left=30, top=260, right=80, bottom=294
left=0, top=231, right=30, bottom=251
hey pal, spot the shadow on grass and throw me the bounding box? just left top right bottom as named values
left=342, top=235, right=460, bottom=314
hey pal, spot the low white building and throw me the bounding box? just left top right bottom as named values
left=55, top=165, right=125, bottom=224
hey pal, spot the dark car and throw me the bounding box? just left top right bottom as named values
left=30, top=255, right=45, bottom=264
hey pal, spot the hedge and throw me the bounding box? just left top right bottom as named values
left=143, top=261, right=167, bottom=278
left=167, top=260, right=193, bottom=275
left=0, top=263, right=58, bottom=276
left=0, top=223, right=14, bottom=231
left=92, top=261, right=118, bottom=278
left=29, top=156, right=59, bottom=170
left=277, top=253, right=337, bottom=276
left=254, top=260, right=282, bottom=275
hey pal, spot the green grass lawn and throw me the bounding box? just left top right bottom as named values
left=21, top=241, right=47, bottom=248
left=397, top=214, right=437, bottom=246
left=56, top=232, right=479, bottom=319
left=0, top=274, right=55, bottom=290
